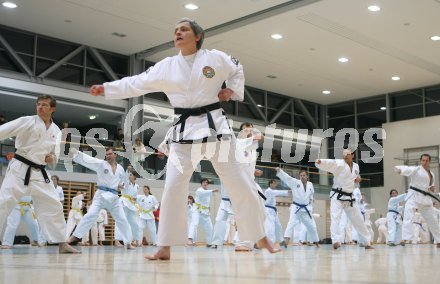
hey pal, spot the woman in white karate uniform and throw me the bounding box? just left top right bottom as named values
left=65, top=191, right=84, bottom=238
left=114, top=171, right=140, bottom=246
left=1, top=196, right=41, bottom=248
left=89, top=18, right=277, bottom=260
left=387, top=189, right=406, bottom=246
left=137, top=186, right=159, bottom=246
left=374, top=214, right=388, bottom=244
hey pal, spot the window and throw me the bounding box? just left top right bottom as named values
left=327, top=102, right=354, bottom=118
left=390, top=90, right=423, bottom=108
left=391, top=105, right=423, bottom=121
left=328, top=116, right=355, bottom=131
left=356, top=95, right=386, bottom=113
left=357, top=111, right=386, bottom=129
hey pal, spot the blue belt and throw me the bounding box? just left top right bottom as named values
left=388, top=210, right=402, bottom=221
left=292, top=202, right=312, bottom=219
left=98, top=186, right=119, bottom=195
left=222, top=198, right=231, bottom=202
left=388, top=209, right=400, bottom=215
left=265, top=205, right=277, bottom=212
left=413, top=222, right=426, bottom=232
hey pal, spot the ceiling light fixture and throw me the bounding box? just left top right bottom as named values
left=430, top=35, right=440, bottom=41
left=338, top=57, right=349, bottom=63
left=88, top=115, right=98, bottom=120
left=391, top=76, right=400, bottom=81
left=184, top=3, right=199, bottom=10
left=368, top=5, right=381, bottom=12
left=380, top=107, right=387, bottom=110
left=322, top=90, right=331, bottom=95
left=257, top=104, right=263, bottom=107
left=2, top=1, right=17, bottom=8
left=271, top=34, right=283, bottom=40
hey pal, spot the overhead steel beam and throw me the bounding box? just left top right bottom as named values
left=136, top=0, right=321, bottom=59
left=38, top=45, right=85, bottom=78
left=0, top=33, right=33, bottom=76
left=294, top=99, right=319, bottom=129
left=269, top=98, right=292, bottom=124
left=87, top=47, right=119, bottom=81
left=244, top=87, right=267, bottom=122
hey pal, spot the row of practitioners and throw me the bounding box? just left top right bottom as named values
left=0, top=170, right=159, bottom=248
left=0, top=99, right=437, bottom=258
left=185, top=169, right=322, bottom=250
left=185, top=151, right=439, bottom=251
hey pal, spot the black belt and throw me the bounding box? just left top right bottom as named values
left=410, top=186, right=440, bottom=203
left=265, top=205, right=277, bottom=212
left=330, top=188, right=354, bottom=206
left=173, top=102, right=221, bottom=142
left=222, top=198, right=231, bottom=202
left=14, top=154, right=50, bottom=186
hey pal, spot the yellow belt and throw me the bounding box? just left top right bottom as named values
left=195, top=203, right=209, bottom=210
left=18, top=202, right=32, bottom=217
left=122, top=194, right=136, bottom=204
left=139, top=207, right=154, bottom=218
left=72, top=208, right=83, bottom=216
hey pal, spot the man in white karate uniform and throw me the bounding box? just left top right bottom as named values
left=278, top=169, right=319, bottom=247
left=0, top=95, right=78, bottom=253
left=396, top=154, right=440, bottom=247
left=89, top=18, right=277, bottom=260
left=211, top=185, right=234, bottom=248
left=188, top=178, right=218, bottom=246
left=316, top=149, right=373, bottom=249
left=67, top=148, right=134, bottom=249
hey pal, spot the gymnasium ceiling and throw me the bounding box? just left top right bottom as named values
left=1, top=0, right=440, bottom=105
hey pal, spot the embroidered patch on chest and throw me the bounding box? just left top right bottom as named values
left=202, top=66, right=215, bottom=78
left=230, top=56, right=239, bottom=66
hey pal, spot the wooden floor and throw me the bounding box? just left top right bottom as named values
left=0, top=244, right=440, bottom=283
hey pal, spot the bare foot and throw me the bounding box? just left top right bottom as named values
left=114, top=240, right=123, bottom=247
left=333, top=242, right=341, bottom=250
left=235, top=246, right=252, bottom=252
left=145, top=246, right=171, bottom=260
left=59, top=242, right=81, bottom=254
left=0, top=245, right=12, bottom=249
left=126, top=244, right=136, bottom=250
left=365, top=245, right=375, bottom=249
left=255, top=237, right=280, bottom=253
